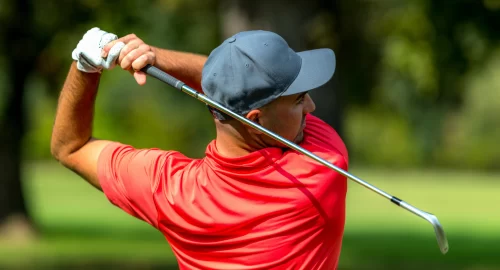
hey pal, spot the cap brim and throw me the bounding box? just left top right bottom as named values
left=282, top=48, right=336, bottom=96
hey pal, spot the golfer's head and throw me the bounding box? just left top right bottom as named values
left=201, top=30, right=335, bottom=144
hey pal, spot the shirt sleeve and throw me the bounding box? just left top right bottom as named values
left=97, top=142, right=183, bottom=228
left=303, top=114, right=349, bottom=162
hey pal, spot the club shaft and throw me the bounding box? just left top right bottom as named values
left=143, top=65, right=423, bottom=217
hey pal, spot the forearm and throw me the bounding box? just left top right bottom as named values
left=51, top=62, right=100, bottom=161
left=151, top=47, right=207, bottom=93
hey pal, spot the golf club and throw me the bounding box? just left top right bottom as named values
left=141, top=64, right=449, bottom=255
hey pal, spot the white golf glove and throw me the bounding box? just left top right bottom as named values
left=71, top=27, right=125, bottom=73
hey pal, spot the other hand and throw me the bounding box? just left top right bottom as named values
left=102, top=34, right=156, bottom=85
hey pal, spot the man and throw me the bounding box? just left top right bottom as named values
left=51, top=27, right=348, bottom=270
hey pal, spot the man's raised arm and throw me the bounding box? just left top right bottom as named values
left=51, top=28, right=156, bottom=190
left=50, top=61, right=111, bottom=190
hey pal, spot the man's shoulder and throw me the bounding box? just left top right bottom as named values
left=303, top=114, right=348, bottom=161
left=98, top=142, right=198, bottom=174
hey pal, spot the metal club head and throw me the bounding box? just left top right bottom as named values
left=423, top=212, right=449, bottom=254
left=398, top=201, right=449, bottom=254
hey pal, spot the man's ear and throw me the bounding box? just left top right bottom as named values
left=246, top=109, right=260, bottom=123
left=245, top=109, right=263, bottom=134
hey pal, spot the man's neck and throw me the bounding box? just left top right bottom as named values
left=215, top=130, right=254, bottom=158
left=214, top=121, right=269, bottom=158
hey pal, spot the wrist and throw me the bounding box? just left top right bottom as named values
left=71, top=61, right=102, bottom=78
left=67, top=62, right=101, bottom=98
left=150, top=46, right=170, bottom=72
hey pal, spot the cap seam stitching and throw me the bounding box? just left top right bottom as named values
left=229, top=42, right=235, bottom=93
left=280, top=52, right=303, bottom=95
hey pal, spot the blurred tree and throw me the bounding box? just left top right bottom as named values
left=368, top=0, right=500, bottom=166
left=0, top=0, right=37, bottom=240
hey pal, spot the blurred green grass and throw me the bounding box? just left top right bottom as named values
left=0, top=161, right=498, bottom=269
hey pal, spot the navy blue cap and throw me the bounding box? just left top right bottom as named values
left=201, top=30, right=336, bottom=120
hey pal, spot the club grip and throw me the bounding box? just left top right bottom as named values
left=142, top=65, right=185, bottom=90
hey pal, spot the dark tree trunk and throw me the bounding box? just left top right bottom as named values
left=0, top=0, right=36, bottom=234
left=219, top=0, right=344, bottom=135
left=0, top=64, right=30, bottom=223
left=308, top=0, right=344, bottom=136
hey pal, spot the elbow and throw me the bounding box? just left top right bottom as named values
left=50, top=137, right=72, bottom=164
left=50, top=142, right=66, bottom=163
left=50, top=137, right=60, bottom=161
left=51, top=145, right=75, bottom=169
left=51, top=150, right=62, bottom=163
left=50, top=136, right=92, bottom=164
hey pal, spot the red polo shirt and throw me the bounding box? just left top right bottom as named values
left=98, top=114, right=348, bottom=270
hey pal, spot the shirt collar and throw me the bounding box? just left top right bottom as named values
left=203, top=140, right=284, bottom=170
